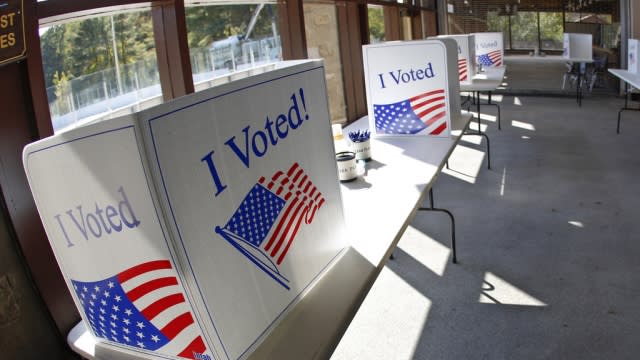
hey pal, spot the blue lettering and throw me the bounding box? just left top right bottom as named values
left=118, top=186, right=140, bottom=229
left=86, top=213, right=102, bottom=238
left=386, top=63, right=435, bottom=86
left=252, top=130, right=268, bottom=157
left=378, top=73, right=386, bottom=88
left=54, top=213, right=74, bottom=247
left=56, top=186, right=140, bottom=246
left=225, top=125, right=251, bottom=168
left=201, top=150, right=228, bottom=196
left=275, top=114, right=289, bottom=138
left=105, top=205, right=122, bottom=232
left=67, top=206, right=89, bottom=241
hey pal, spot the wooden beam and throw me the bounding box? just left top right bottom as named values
left=383, top=5, right=401, bottom=41
left=278, top=0, right=307, bottom=60
left=152, top=0, right=194, bottom=101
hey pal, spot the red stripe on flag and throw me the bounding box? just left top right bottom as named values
left=177, top=336, right=207, bottom=359
left=409, top=89, right=444, bottom=102
left=412, top=96, right=445, bottom=110
left=291, top=168, right=304, bottom=183
left=258, top=177, right=266, bottom=184
left=141, top=293, right=185, bottom=320
left=287, top=162, right=300, bottom=177
left=126, top=277, right=178, bottom=302
left=417, top=102, right=446, bottom=119
left=277, top=207, right=309, bottom=265
left=118, top=260, right=172, bottom=283
left=264, top=196, right=300, bottom=251
left=426, top=111, right=447, bottom=127
left=161, top=312, right=194, bottom=340
left=430, top=121, right=448, bottom=135
left=298, top=175, right=308, bottom=188
left=270, top=197, right=307, bottom=258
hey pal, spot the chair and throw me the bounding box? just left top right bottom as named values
left=588, top=54, right=608, bottom=92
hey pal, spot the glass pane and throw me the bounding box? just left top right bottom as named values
left=40, top=10, right=159, bottom=133
left=185, top=4, right=282, bottom=91
left=368, top=5, right=385, bottom=43
left=540, top=12, right=563, bottom=50
left=303, top=3, right=346, bottom=124
left=511, top=12, right=538, bottom=50
left=487, top=11, right=510, bottom=49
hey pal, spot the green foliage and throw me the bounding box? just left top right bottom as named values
left=40, top=6, right=277, bottom=90
left=41, top=11, right=156, bottom=89
left=52, top=71, right=71, bottom=113
left=368, top=7, right=385, bottom=43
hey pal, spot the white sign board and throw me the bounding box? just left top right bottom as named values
left=629, top=39, right=639, bottom=74
left=436, top=34, right=476, bottom=85
left=563, top=33, right=593, bottom=60
left=362, top=39, right=460, bottom=137
left=24, top=60, right=348, bottom=360
left=474, top=32, right=504, bottom=67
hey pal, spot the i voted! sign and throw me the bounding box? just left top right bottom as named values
left=23, top=117, right=214, bottom=360
left=474, top=32, right=503, bottom=68
left=436, top=34, right=476, bottom=85
left=362, top=39, right=458, bottom=137
left=24, top=60, right=348, bottom=360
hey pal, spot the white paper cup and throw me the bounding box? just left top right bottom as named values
left=336, top=151, right=357, bottom=182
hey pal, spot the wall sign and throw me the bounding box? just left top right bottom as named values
left=0, top=0, right=25, bottom=66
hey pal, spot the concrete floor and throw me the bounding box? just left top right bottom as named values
left=331, top=94, right=640, bottom=360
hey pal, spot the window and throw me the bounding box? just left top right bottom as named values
left=40, top=10, right=159, bottom=133
left=510, top=11, right=538, bottom=50
left=185, top=3, right=282, bottom=91
left=303, top=2, right=346, bottom=124
left=487, top=11, right=511, bottom=49
left=368, top=5, right=385, bottom=43
left=540, top=12, right=563, bottom=51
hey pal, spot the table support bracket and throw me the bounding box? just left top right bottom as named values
left=463, top=130, right=491, bottom=170
left=617, top=83, right=640, bottom=134
left=419, top=188, right=457, bottom=264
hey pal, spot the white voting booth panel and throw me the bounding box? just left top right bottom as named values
left=24, top=60, right=348, bottom=360
left=563, top=33, right=593, bottom=60
left=362, top=39, right=461, bottom=137
left=436, top=34, right=476, bottom=85
left=473, top=32, right=504, bottom=67
left=628, top=39, right=639, bottom=74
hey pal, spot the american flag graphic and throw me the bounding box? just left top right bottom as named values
left=458, top=58, right=468, bottom=81
left=373, top=89, right=448, bottom=135
left=477, top=49, right=502, bottom=67
left=215, top=162, right=325, bottom=290
left=71, top=260, right=208, bottom=359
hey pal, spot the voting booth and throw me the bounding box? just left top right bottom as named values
left=23, top=60, right=349, bottom=360
left=362, top=39, right=460, bottom=137
left=563, top=33, right=593, bottom=60
left=435, top=34, right=476, bottom=85
left=473, top=32, right=504, bottom=67
left=628, top=39, right=639, bottom=74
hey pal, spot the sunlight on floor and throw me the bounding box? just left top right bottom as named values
left=499, top=166, right=506, bottom=196
left=443, top=145, right=485, bottom=184
left=467, top=112, right=496, bottom=123
left=330, top=267, right=431, bottom=360
left=514, top=96, right=523, bottom=106
left=398, top=225, right=451, bottom=277
left=479, top=272, right=547, bottom=307
left=511, top=120, right=536, bottom=131
left=568, top=220, right=584, bottom=228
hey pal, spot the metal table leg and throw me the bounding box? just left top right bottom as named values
left=419, top=188, right=457, bottom=263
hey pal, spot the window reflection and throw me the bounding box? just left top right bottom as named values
left=185, top=4, right=282, bottom=90
left=40, top=10, right=158, bottom=133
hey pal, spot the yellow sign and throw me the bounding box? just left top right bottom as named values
left=0, top=0, right=25, bottom=66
